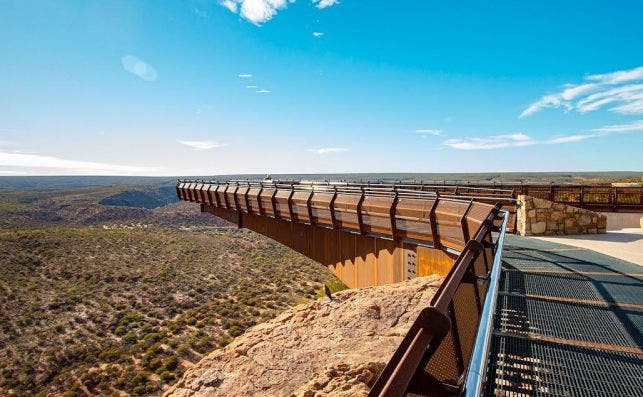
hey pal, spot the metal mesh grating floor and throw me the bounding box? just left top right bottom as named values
left=486, top=236, right=643, bottom=396
left=486, top=335, right=643, bottom=397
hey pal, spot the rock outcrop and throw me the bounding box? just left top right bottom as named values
left=165, top=275, right=443, bottom=397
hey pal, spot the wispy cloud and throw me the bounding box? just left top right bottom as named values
left=520, top=66, right=643, bottom=117
left=546, top=134, right=596, bottom=144
left=308, top=147, right=348, bottom=154
left=256, top=89, right=270, bottom=94
left=238, top=73, right=253, bottom=78
left=443, top=133, right=536, bottom=150
left=246, top=85, right=259, bottom=89
left=178, top=140, right=227, bottom=150
left=0, top=151, right=159, bottom=175
left=414, top=128, right=443, bottom=137
left=445, top=120, right=643, bottom=150
left=121, top=55, right=157, bottom=81
left=312, top=32, right=324, bottom=38
left=591, top=119, right=643, bottom=133
left=312, top=0, right=339, bottom=9
left=546, top=119, right=643, bottom=144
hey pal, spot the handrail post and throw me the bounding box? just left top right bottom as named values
left=357, top=188, right=366, bottom=235
left=429, top=198, right=441, bottom=249
left=271, top=188, right=279, bottom=218
left=287, top=188, right=295, bottom=221
left=329, top=187, right=338, bottom=229
left=307, top=190, right=315, bottom=225
left=257, top=186, right=264, bottom=216
left=461, top=200, right=474, bottom=242
left=232, top=183, right=240, bottom=211
left=390, top=190, right=399, bottom=240
left=244, top=182, right=251, bottom=213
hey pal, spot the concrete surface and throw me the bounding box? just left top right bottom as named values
left=534, top=228, right=643, bottom=265
left=600, top=212, right=643, bottom=230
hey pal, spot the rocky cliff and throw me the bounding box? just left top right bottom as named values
left=165, top=275, right=443, bottom=397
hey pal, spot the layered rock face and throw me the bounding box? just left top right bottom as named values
left=165, top=275, right=443, bottom=397
left=517, top=195, right=607, bottom=236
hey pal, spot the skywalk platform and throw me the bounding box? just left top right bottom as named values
left=486, top=235, right=643, bottom=396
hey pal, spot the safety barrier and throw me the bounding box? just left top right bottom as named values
left=368, top=210, right=507, bottom=397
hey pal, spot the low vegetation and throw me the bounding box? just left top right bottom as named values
left=0, top=180, right=339, bottom=396
left=0, top=227, right=335, bottom=396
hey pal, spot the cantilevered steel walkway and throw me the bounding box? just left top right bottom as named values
left=177, top=179, right=642, bottom=396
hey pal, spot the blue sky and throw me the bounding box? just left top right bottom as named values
left=1, top=0, right=642, bottom=175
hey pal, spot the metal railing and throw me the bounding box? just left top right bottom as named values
left=463, top=210, right=508, bottom=397
left=177, top=179, right=504, bottom=252
left=368, top=209, right=507, bottom=397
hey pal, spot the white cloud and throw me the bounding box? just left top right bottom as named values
left=312, top=0, right=339, bottom=9
left=220, top=0, right=238, bottom=13
left=238, top=73, right=253, bottom=78
left=219, top=0, right=337, bottom=24
left=256, top=89, right=271, bottom=94
left=443, top=133, right=536, bottom=150
left=414, top=128, right=443, bottom=137
left=0, top=151, right=159, bottom=175
left=219, top=0, right=291, bottom=25
left=312, top=32, right=324, bottom=38
left=121, top=55, right=157, bottom=81
left=246, top=85, right=259, bottom=89
left=520, top=66, right=643, bottom=117
left=308, top=147, right=348, bottom=154
left=178, top=140, right=227, bottom=150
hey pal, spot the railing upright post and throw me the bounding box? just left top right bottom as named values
left=287, top=187, right=295, bottom=221
left=390, top=190, right=399, bottom=240
left=329, top=187, right=338, bottom=229
left=579, top=185, right=584, bottom=208
left=307, top=190, right=315, bottom=225
left=461, top=200, right=474, bottom=242
left=244, top=182, right=251, bottom=213
left=357, top=188, right=366, bottom=235
left=613, top=187, right=618, bottom=212
left=271, top=188, right=279, bottom=219
left=257, top=185, right=264, bottom=216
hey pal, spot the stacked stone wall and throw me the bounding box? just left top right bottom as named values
left=516, top=195, right=607, bottom=236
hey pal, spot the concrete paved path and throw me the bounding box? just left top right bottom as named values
left=533, top=228, right=643, bottom=265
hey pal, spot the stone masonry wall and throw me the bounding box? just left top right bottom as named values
left=517, top=195, right=607, bottom=236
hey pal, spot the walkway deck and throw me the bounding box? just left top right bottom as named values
left=486, top=235, right=643, bottom=396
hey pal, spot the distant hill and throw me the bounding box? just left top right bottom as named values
left=99, top=187, right=179, bottom=209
